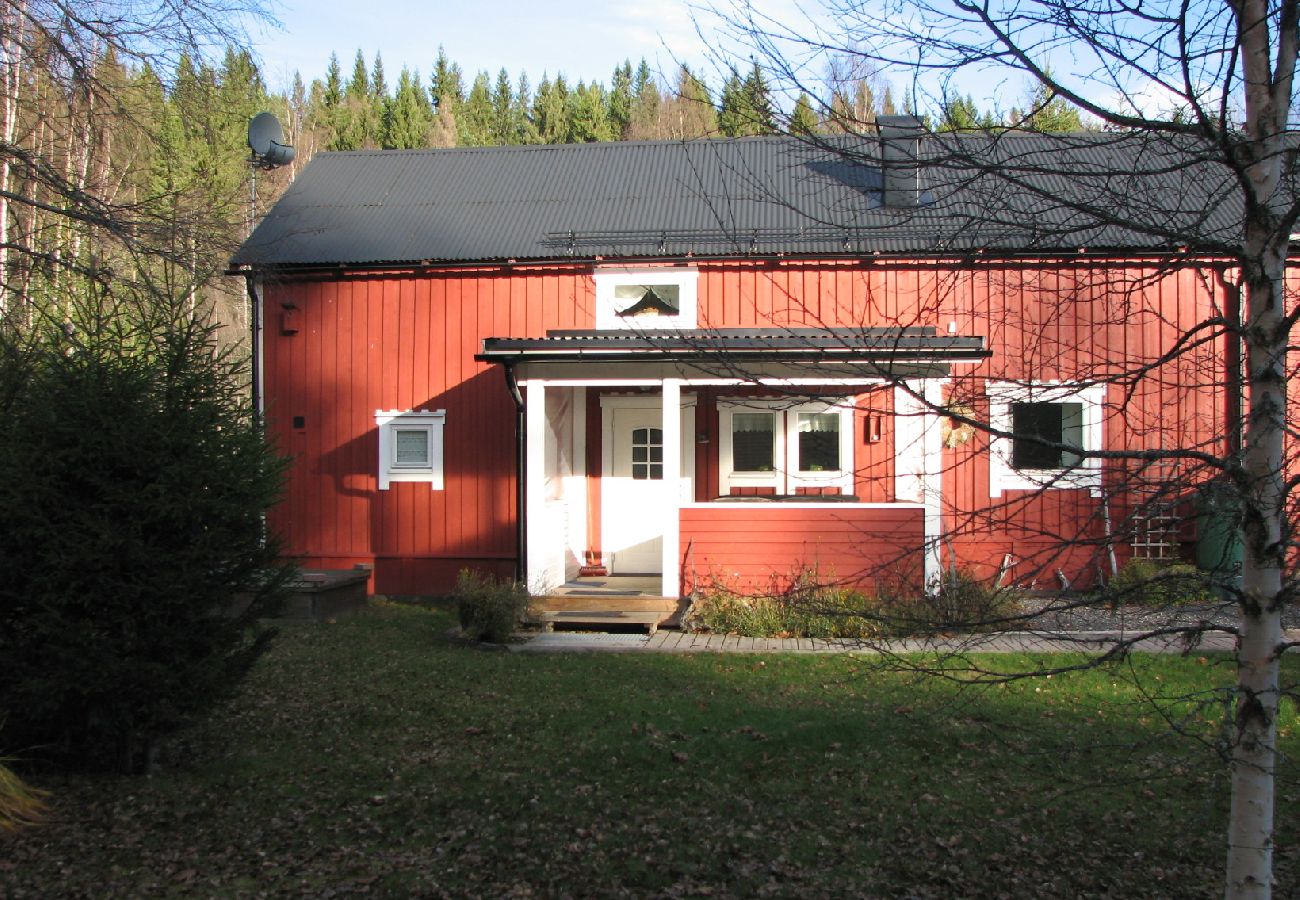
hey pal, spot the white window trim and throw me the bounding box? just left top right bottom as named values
left=376, top=409, right=446, bottom=490
left=987, top=382, right=1104, bottom=497
left=717, top=398, right=855, bottom=495
left=594, top=266, right=698, bottom=330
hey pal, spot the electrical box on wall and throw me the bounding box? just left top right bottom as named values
left=864, top=414, right=884, bottom=443
left=280, top=306, right=299, bottom=335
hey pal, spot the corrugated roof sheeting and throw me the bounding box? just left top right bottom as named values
left=234, top=132, right=1254, bottom=268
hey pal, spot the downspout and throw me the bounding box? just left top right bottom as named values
left=1222, top=270, right=1243, bottom=460
left=243, top=273, right=263, bottom=416
left=502, top=361, right=527, bottom=583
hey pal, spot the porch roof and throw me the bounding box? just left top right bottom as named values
left=476, top=327, right=988, bottom=367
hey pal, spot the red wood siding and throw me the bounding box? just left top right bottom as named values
left=263, top=267, right=588, bottom=595
left=680, top=505, right=925, bottom=595
left=262, top=257, right=1234, bottom=595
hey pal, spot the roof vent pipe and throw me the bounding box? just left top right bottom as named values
left=877, top=114, right=925, bottom=208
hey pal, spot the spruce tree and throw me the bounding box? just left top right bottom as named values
left=514, top=72, right=541, bottom=144
left=609, top=60, right=633, bottom=139
left=459, top=71, right=494, bottom=146
left=491, top=68, right=514, bottom=144
left=627, top=61, right=662, bottom=140
left=790, top=92, right=819, bottom=135
left=569, top=81, right=612, bottom=142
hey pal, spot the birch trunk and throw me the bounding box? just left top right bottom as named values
left=0, top=1, right=27, bottom=316
left=1223, top=2, right=1292, bottom=893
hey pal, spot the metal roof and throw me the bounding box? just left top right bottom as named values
left=477, top=327, right=989, bottom=366
left=234, top=131, right=1254, bottom=269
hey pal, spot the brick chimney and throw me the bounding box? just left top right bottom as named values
left=878, top=114, right=925, bottom=208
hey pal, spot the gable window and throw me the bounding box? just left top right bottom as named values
left=595, top=267, right=697, bottom=330
left=376, top=409, right=446, bottom=490
left=988, top=383, right=1103, bottom=497
left=719, top=400, right=854, bottom=494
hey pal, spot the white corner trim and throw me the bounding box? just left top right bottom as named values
left=375, top=408, right=446, bottom=490
left=986, top=381, right=1105, bottom=498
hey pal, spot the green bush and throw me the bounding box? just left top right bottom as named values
left=0, top=297, right=293, bottom=774
left=690, top=567, right=1018, bottom=638
left=453, top=570, right=530, bottom=642
left=1107, top=558, right=1211, bottom=606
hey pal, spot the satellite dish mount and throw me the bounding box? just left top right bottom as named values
left=247, top=112, right=295, bottom=169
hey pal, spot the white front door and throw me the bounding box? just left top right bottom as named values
left=602, top=401, right=694, bottom=574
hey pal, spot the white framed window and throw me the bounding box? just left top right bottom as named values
left=987, top=382, right=1104, bottom=497
left=375, top=409, right=446, bottom=490
left=718, top=399, right=855, bottom=494
left=594, top=267, right=697, bottom=330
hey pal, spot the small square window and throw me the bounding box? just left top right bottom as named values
left=1010, top=402, right=1082, bottom=469
left=375, top=409, right=446, bottom=490
left=987, top=382, right=1103, bottom=497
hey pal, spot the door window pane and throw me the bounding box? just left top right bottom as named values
left=732, top=412, right=774, bottom=471
left=631, top=427, right=663, bottom=480
left=797, top=413, right=840, bottom=472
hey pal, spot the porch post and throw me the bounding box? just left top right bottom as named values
left=524, top=379, right=548, bottom=594
left=895, top=380, right=944, bottom=594
left=920, top=380, right=945, bottom=594
left=661, top=378, right=682, bottom=598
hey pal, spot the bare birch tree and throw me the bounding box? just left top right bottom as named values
left=696, top=0, right=1299, bottom=895
left=0, top=0, right=274, bottom=329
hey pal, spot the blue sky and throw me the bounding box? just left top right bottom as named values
left=249, top=0, right=724, bottom=93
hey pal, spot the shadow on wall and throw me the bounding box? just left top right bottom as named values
left=286, top=367, right=518, bottom=594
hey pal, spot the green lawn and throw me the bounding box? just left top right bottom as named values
left=3, top=601, right=1297, bottom=898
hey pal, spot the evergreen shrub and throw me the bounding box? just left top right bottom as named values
left=0, top=298, right=293, bottom=773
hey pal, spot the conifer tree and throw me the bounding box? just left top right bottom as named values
left=569, top=80, right=613, bottom=142
left=459, top=71, right=494, bottom=146
left=740, top=62, right=775, bottom=134
left=790, top=92, right=819, bottom=135
left=626, top=61, right=662, bottom=140
left=609, top=61, right=633, bottom=139
left=514, top=72, right=541, bottom=144
left=718, top=68, right=746, bottom=136
left=491, top=68, right=514, bottom=144
left=429, top=46, right=464, bottom=147
left=383, top=67, right=433, bottom=149
left=533, top=73, right=571, bottom=143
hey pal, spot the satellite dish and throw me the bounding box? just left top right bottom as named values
left=247, top=112, right=295, bottom=169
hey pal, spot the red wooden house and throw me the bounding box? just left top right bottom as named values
left=232, top=119, right=1236, bottom=598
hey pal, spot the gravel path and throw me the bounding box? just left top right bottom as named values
left=1017, top=596, right=1300, bottom=633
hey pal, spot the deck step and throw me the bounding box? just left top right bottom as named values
left=540, top=610, right=663, bottom=636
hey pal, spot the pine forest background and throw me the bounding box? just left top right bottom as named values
left=0, top=38, right=1088, bottom=352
